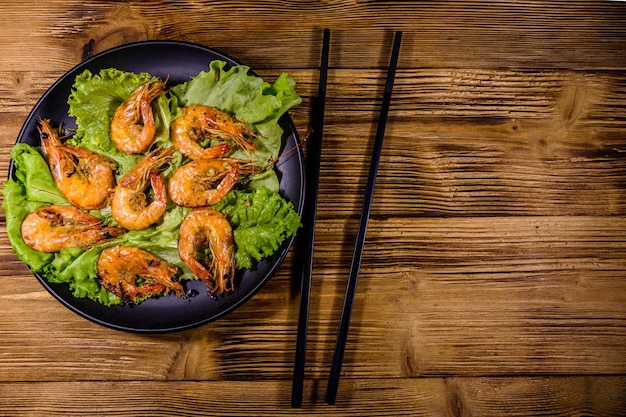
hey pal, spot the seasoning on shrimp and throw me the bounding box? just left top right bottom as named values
left=168, top=158, right=248, bottom=208
left=110, top=80, right=166, bottom=154
left=171, top=105, right=258, bottom=160
left=38, top=119, right=117, bottom=210
left=111, top=146, right=174, bottom=230
left=178, top=207, right=235, bottom=295
left=21, top=205, right=125, bottom=253
left=97, top=245, right=183, bottom=303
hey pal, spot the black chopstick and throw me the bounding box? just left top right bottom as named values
left=325, top=30, right=402, bottom=405
left=291, top=28, right=331, bottom=409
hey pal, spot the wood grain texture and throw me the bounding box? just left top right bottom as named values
left=1, top=1, right=625, bottom=71
left=0, top=377, right=624, bottom=416
left=1, top=218, right=624, bottom=381
left=0, top=0, right=625, bottom=415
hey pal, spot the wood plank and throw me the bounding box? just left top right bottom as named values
left=314, top=69, right=626, bottom=217
left=313, top=216, right=626, bottom=377
left=0, top=377, right=624, bottom=416
left=0, top=252, right=303, bottom=382
left=0, top=1, right=625, bottom=415
left=1, top=217, right=623, bottom=380
left=2, top=68, right=625, bottom=219
left=0, top=2, right=625, bottom=71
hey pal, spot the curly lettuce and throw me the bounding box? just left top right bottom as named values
left=2, top=144, right=63, bottom=270
left=2, top=62, right=302, bottom=306
left=213, top=187, right=302, bottom=269
left=1, top=144, right=122, bottom=305
left=170, top=60, right=302, bottom=188
left=67, top=68, right=161, bottom=174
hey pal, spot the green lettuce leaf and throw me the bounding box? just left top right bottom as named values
left=1, top=179, right=53, bottom=272
left=1, top=144, right=66, bottom=272
left=170, top=60, right=302, bottom=190
left=213, top=187, right=302, bottom=269
left=9, top=143, right=67, bottom=205
left=44, top=246, right=122, bottom=306
left=119, top=205, right=194, bottom=278
left=1, top=144, right=123, bottom=305
left=4, top=64, right=302, bottom=306
left=67, top=68, right=163, bottom=175
left=171, top=61, right=301, bottom=126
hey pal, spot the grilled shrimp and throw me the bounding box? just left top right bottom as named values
left=171, top=105, right=258, bottom=160
left=168, top=158, right=244, bottom=207
left=110, top=80, right=166, bottom=154
left=38, top=119, right=117, bottom=210
left=111, top=147, right=174, bottom=230
left=178, top=207, right=235, bottom=295
left=21, top=205, right=125, bottom=253
left=97, top=245, right=183, bottom=303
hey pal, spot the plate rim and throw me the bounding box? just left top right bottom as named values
left=9, top=40, right=306, bottom=333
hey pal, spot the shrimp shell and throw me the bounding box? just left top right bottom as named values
left=21, top=205, right=125, bottom=253
left=110, top=147, right=174, bottom=231
left=110, top=80, right=166, bottom=154
left=178, top=207, right=235, bottom=295
left=39, top=119, right=117, bottom=210
left=171, top=105, right=258, bottom=160
left=168, top=158, right=241, bottom=208
left=97, top=245, right=183, bottom=303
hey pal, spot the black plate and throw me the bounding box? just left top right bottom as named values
left=10, top=40, right=305, bottom=333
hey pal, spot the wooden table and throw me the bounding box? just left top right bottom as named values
left=1, top=1, right=625, bottom=415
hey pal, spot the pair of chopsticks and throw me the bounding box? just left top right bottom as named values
left=291, top=29, right=403, bottom=407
